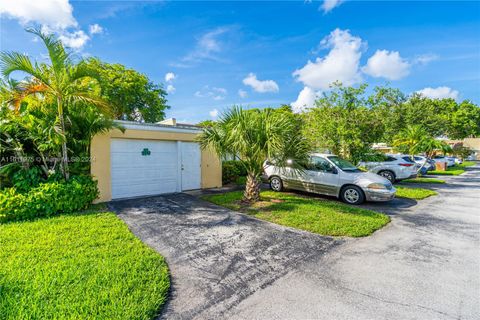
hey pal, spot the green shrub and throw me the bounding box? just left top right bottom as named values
left=11, top=166, right=45, bottom=193
left=222, top=160, right=247, bottom=184
left=0, top=175, right=99, bottom=222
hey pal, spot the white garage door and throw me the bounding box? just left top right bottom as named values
left=110, top=139, right=202, bottom=199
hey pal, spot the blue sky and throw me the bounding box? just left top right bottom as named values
left=1, top=0, right=479, bottom=123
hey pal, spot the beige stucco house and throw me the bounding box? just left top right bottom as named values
left=90, top=119, right=222, bottom=203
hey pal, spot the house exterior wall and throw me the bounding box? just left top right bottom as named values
left=463, top=138, right=480, bottom=160
left=90, top=126, right=222, bottom=203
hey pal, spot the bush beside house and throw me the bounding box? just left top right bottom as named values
left=222, top=160, right=247, bottom=184
left=0, top=176, right=98, bottom=222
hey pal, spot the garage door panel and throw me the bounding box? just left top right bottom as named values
left=110, top=139, right=179, bottom=199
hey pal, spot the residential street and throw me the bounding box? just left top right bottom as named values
left=111, top=165, right=480, bottom=320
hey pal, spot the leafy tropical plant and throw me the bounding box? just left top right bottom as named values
left=393, top=125, right=452, bottom=172
left=0, top=28, right=109, bottom=180
left=198, top=106, right=310, bottom=202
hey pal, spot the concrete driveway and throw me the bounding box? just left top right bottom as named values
left=110, top=165, right=480, bottom=320
left=109, top=193, right=340, bottom=319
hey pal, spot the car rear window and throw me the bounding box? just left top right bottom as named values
left=402, top=156, right=415, bottom=163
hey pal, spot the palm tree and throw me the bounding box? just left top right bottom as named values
left=198, top=106, right=310, bottom=202
left=392, top=125, right=427, bottom=156
left=0, top=28, right=108, bottom=180
left=393, top=125, right=452, bottom=173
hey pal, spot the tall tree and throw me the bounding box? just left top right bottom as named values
left=198, top=106, right=310, bottom=202
left=0, top=28, right=108, bottom=179
left=303, top=83, right=383, bottom=163
left=84, top=58, right=169, bottom=122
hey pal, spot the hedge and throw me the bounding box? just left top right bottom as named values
left=0, top=175, right=99, bottom=222
left=222, top=160, right=247, bottom=184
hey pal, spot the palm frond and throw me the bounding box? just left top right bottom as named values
left=26, top=28, right=71, bottom=82
left=0, top=51, right=49, bottom=85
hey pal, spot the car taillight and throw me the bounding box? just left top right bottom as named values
left=398, top=163, right=414, bottom=167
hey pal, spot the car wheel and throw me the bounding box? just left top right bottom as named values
left=378, top=170, right=395, bottom=183
left=341, top=185, right=365, bottom=205
left=270, top=176, right=283, bottom=192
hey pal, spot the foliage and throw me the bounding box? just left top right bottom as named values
left=10, top=166, right=45, bottom=193
left=222, top=160, right=247, bottom=184
left=198, top=106, right=310, bottom=202
left=395, top=186, right=438, bottom=199
left=197, top=119, right=216, bottom=128
left=0, top=175, right=98, bottom=222
left=451, top=145, right=472, bottom=159
left=402, top=178, right=446, bottom=184
left=0, top=211, right=170, bottom=319
left=84, top=58, right=169, bottom=122
left=392, top=125, right=452, bottom=173
left=303, top=83, right=383, bottom=163
left=202, top=190, right=390, bottom=237
left=0, top=28, right=111, bottom=180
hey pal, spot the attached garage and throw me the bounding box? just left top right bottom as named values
left=90, top=120, right=222, bottom=202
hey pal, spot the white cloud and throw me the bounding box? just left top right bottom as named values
left=320, top=0, right=344, bottom=13
left=89, top=23, right=103, bottom=35
left=195, top=86, right=227, bottom=100
left=362, top=50, right=410, bottom=80
left=413, top=53, right=438, bottom=65
left=166, top=84, right=176, bottom=94
left=291, top=87, right=318, bottom=113
left=293, top=29, right=364, bottom=90
left=209, top=108, right=219, bottom=118
left=165, top=72, right=176, bottom=82
left=238, top=89, right=248, bottom=98
left=0, top=0, right=99, bottom=50
left=183, top=27, right=229, bottom=63
left=0, top=0, right=77, bottom=30
left=58, top=30, right=89, bottom=49
left=242, top=73, right=279, bottom=93
left=416, top=86, right=459, bottom=100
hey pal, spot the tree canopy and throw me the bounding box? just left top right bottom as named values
left=84, top=58, right=169, bottom=123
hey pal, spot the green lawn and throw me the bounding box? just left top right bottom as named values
left=395, top=186, right=437, bottom=199
left=427, top=161, right=475, bottom=176
left=202, top=191, right=390, bottom=237
left=402, top=177, right=445, bottom=184
left=0, top=209, right=170, bottom=320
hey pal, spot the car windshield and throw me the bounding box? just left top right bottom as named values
left=327, top=156, right=360, bottom=172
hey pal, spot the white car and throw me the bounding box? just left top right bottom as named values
left=357, top=154, right=417, bottom=183
left=262, top=153, right=396, bottom=205
left=433, top=155, right=455, bottom=167
left=413, top=156, right=435, bottom=171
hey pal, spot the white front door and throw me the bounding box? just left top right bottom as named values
left=180, top=142, right=201, bottom=190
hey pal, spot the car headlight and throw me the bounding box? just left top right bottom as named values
left=368, top=183, right=388, bottom=190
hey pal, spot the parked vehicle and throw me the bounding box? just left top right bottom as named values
left=447, top=156, right=462, bottom=165
left=433, top=155, right=455, bottom=167
left=358, top=154, right=417, bottom=183
left=263, top=153, right=396, bottom=205
left=413, top=156, right=435, bottom=171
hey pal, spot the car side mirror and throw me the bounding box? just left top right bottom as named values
left=331, top=167, right=338, bottom=174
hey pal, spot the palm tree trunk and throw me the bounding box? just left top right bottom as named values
left=57, top=96, right=69, bottom=180
left=244, top=173, right=260, bottom=202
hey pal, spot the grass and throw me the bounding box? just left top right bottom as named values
left=427, top=161, right=475, bottom=176
left=395, top=186, right=437, bottom=199
left=0, top=209, right=170, bottom=320
left=402, top=177, right=445, bottom=184
left=202, top=190, right=390, bottom=237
